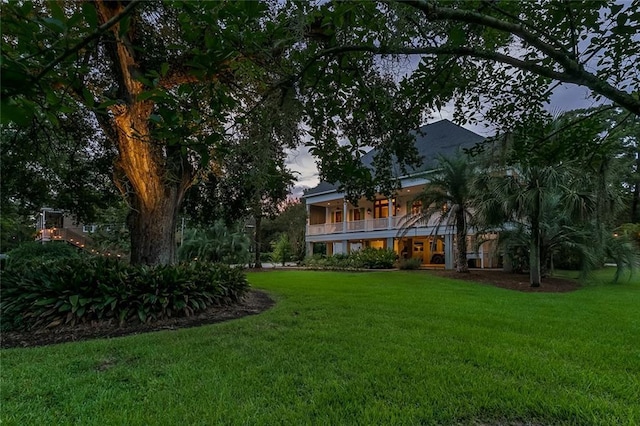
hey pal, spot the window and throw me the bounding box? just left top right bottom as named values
left=82, top=224, right=97, bottom=233
left=334, top=210, right=343, bottom=223
left=374, top=198, right=397, bottom=218
left=411, top=201, right=422, bottom=215
left=352, top=209, right=361, bottom=221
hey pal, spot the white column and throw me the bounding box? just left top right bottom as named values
left=343, top=199, right=347, bottom=233
left=325, top=206, right=331, bottom=224
left=388, top=197, right=393, bottom=229
left=386, top=237, right=394, bottom=252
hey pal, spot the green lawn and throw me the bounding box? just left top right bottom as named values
left=2, top=268, right=639, bottom=425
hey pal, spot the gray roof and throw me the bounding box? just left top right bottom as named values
left=303, top=119, right=485, bottom=197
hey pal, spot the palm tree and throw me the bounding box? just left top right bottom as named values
left=475, top=109, right=639, bottom=286
left=398, top=153, right=476, bottom=273
left=486, top=182, right=594, bottom=279
left=475, top=157, right=595, bottom=286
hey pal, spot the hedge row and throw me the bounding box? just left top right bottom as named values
left=1, top=258, right=248, bottom=331
left=303, top=248, right=397, bottom=270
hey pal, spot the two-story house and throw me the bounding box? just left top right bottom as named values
left=302, top=119, right=499, bottom=269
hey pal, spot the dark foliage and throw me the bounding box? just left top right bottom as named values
left=553, top=246, right=582, bottom=271
left=398, top=258, right=422, bottom=270
left=304, top=248, right=396, bottom=270
left=6, top=241, right=86, bottom=266
left=1, top=258, right=248, bottom=331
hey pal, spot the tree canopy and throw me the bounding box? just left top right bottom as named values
left=2, top=0, right=638, bottom=265
left=306, top=1, right=639, bottom=126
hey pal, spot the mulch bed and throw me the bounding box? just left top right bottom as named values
left=1, top=290, right=275, bottom=350
left=429, top=269, right=581, bottom=293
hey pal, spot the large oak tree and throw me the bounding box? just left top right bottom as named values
left=3, top=1, right=294, bottom=265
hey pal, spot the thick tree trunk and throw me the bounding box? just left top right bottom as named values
left=128, top=189, right=181, bottom=265
left=111, top=106, right=190, bottom=266
left=95, top=1, right=193, bottom=266
left=631, top=153, right=640, bottom=222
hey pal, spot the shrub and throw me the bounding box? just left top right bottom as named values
left=302, top=254, right=329, bottom=268
left=7, top=241, right=84, bottom=266
left=351, top=248, right=396, bottom=269
left=0, top=258, right=248, bottom=331
left=260, top=252, right=272, bottom=263
left=178, top=221, right=250, bottom=264
left=553, top=246, right=582, bottom=270
left=271, top=234, right=293, bottom=266
left=302, top=248, right=397, bottom=270
left=398, top=257, right=422, bottom=270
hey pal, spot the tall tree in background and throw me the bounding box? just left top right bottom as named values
left=1, top=109, right=117, bottom=252
left=262, top=200, right=308, bottom=262
left=225, top=105, right=298, bottom=269
left=577, top=108, right=640, bottom=224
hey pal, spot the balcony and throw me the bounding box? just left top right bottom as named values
left=307, top=215, right=440, bottom=236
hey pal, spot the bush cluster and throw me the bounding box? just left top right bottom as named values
left=398, top=257, right=422, bottom=270
left=6, top=241, right=85, bottom=265
left=303, top=248, right=397, bottom=270
left=1, top=257, right=248, bottom=331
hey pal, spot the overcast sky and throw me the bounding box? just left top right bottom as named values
left=287, top=82, right=604, bottom=198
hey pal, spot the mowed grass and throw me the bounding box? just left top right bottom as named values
left=1, top=268, right=639, bottom=425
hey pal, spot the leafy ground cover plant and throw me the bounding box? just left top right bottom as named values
left=6, top=241, right=85, bottom=265
left=0, top=258, right=248, bottom=331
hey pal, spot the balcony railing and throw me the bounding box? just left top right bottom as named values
left=36, top=227, right=93, bottom=248
left=307, top=215, right=442, bottom=236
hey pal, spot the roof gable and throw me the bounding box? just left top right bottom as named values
left=304, top=119, right=485, bottom=197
